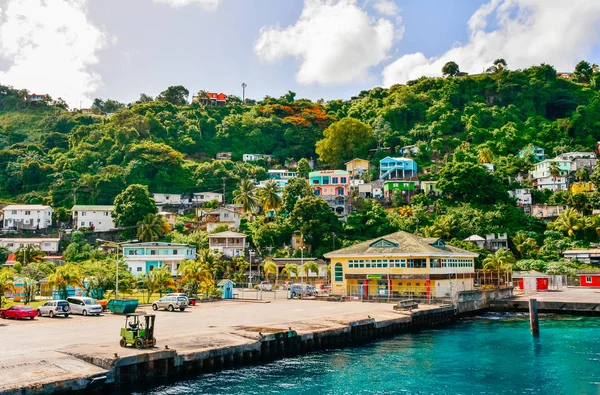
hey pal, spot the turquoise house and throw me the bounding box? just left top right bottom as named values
left=518, top=146, right=545, bottom=163
left=217, top=279, right=235, bottom=299
left=379, top=157, right=418, bottom=180
left=122, top=242, right=197, bottom=277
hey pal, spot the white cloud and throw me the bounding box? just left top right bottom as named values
left=255, top=0, right=399, bottom=85
left=0, top=0, right=107, bottom=107
left=373, top=0, right=399, bottom=17
left=382, top=0, right=600, bottom=86
left=152, top=0, right=219, bottom=11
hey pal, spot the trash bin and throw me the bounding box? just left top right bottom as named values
left=107, top=299, right=139, bottom=314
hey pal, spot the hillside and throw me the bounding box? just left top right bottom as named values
left=1, top=64, right=599, bottom=208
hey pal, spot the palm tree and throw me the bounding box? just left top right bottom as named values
left=280, top=263, right=299, bottom=281
left=574, top=168, right=590, bottom=182
left=178, top=259, right=213, bottom=297
left=477, top=147, right=494, bottom=164
left=262, top=260, right=278, bottom=283
left=15, top=244, right=45, bottom=265
left=138, top=271, right=158, bottom=303
left=550, top=207, right=582, bottom=237
left=258, top=180, right=282, bottom=212
left=549, top=162, right=560, bottom=184
left=300, top=261, right=319, bottom=278
left=153, top=266, right=175, bottom=297
left=137, top=213, right=169, bottom=242
left=233, top=179, right=258, bottom=213
left=47, top=264, right=83, bottom=300
left=512, top=232, right=538, bottom=259
left=0, top=268, right=16, bottom=307
left=482, top=249, right=516, bottom=271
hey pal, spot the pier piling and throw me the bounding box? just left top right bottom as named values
left=529, top=298, right=539, bottom=336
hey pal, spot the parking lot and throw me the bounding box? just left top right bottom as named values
left=0, top=298, right=395, bottom=358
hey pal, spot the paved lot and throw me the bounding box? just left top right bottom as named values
left=0, top=298, right=396, bottom=358
left=512, top=287, right=600, bottom=303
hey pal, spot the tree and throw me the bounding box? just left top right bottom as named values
left=136, top=93, right=154, bottom=103
left=296, top=158, right=311, bottom=179
left=300, top=260, right=319, bottom=278
left=437, top=162, right=508, bottom=205
left=47, top=264, right=83, bottom=300
left=574, top=60, right=593, bottom=84
left=178, top=259, right=213, bottom=297
left=512, top=232, right=538, bottom=259
left=0, top=268, right=15, bottom=307
left=233, top=179, right=258, bottom=213
left=482, top=249, right=516, bottom=271
left=280, top=263, right=299, bottom=281
left=442, top=61, right=460, bottom=77
left=548, top=162, right=560, bottom=183
left=282, top=177, right=313, bottom=214
left=477, top=147, right=494, bottom=164
left=262, top=260, right=278, bottom=283
left=315, top=118, right=375, bottom=168
left=157, top=85, right=189, bottom=106
left=290, top=196, right=341, bottom=251
left=113, top=184, right=157, bottom=229
left=486, top=58, right=507, bottom=73
left=258, top=180, right=282, bottom=212
left=137, top=213, right=170, bottom=242
left=15, top=245, right=44, bottom=265
left=153, top=266, right=175, bottom=297
left=549, top=207, right=582, bottom=237
left=21, top=277, right=37, bottom=304
left=574, top=168, right=590, bottom=182
left=0, top=246, right=8, bottom=266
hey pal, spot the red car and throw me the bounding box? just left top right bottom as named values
left=0, top=305, right=37, bottom=320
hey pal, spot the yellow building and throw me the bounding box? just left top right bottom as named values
left=570, top=182, right=595, bottom=194
left=345, top=158, right=370, bottom=179
left=324, top=231, right=477, bottom=299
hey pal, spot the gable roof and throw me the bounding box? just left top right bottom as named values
left=3, top=205, right=51, bottom=211
left=72, top=205, right=114, bottom=211
left=465, top=235, right=485, bottom=241
left=324, top=231, right=478, bottom=258
left=208, top=230, right=247, bottom=238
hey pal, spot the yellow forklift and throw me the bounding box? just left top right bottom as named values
left=119, top=313, right=156, bottom=349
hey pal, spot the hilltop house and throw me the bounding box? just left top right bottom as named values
left=324, top=231, right=477, bottom=298
left=192, top=192, right=224, bottom=205
left=243, top=154, right=273, bottom=162
left=72, top=205, right=115, bottom=231
left=28, top=93, right=48, bottom=102
left=208, top=230, right=248, bottom=258
left=193, top=92, right=227, bottom=106
left=0, top=237, right=61, bottom=254
left=153, top=193, right=188, bottom=205
left=216, top=152, right=232, bottom=160
left=345, top=158, right=370, bottom=180
left=2, top=205, right=53, bottom=230
left=122, top=242, right=196, bottom=276
left=309, top=170, right=350, bottom=215
left=197, top=207, right=240, bottom=231
left=379, top=157, right=417, bottom=180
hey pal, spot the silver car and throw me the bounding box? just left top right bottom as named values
left=152, top=295, right=188, bottom=312
left=37, top=300, right=71, bottom=318
left=67, top=297, right=103, bottom=316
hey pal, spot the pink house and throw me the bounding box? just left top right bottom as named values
left=309, top=170, right=350, bottom=215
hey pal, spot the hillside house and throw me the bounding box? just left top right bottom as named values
left=2, top=205, right=53, bottom=230
left=345, top=158, right=370, bottom=180
left=464, top=235, right=486, bottom=248
left=399, top=145, right=419, bottom=157
left=216, top=152, right=232, bottom=160
left=193, top=92, right=227, bottom=106
left=508, top=189, right=532, bottom=206
left=123, top=242, right=196, bottom=276
left=72, top=205, right=115, bottom=231
left=192, top=192, right=224, bottom=204
left=0, top=237, right=61, bottom=254
left=379, top=157, right=417, bottom=180
left=309, top=170, right=350, bottom=215
left=208, top=231, right=247, bottom=258
left=531, top=204, right=567, bottom=220
left=198, top=207, right=240, bottom=231
left=243, top=154, right=272, bottom=162
left=518, top=146, right=545, bottom=163
left=530, top=159, right=571, bottom=191
left=28, top=93, right=48, bottom=102
left=420, top=181, right=440, bottom=197
left=570, top=182, right=595, bottom=194
left=153, top=193, right=187, bottom=205
left=383, top=181, right=417, bottom=203
left=485, top=233, right=508, bottom=251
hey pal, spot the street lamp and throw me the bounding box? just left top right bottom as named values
left=299, top=246, right=306, bottom=300
left=248, top=249, right=255, bottom=289
left=97, top=238, right=137, bottom=300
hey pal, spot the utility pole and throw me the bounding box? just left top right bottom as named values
left=241, top=82, right=247, bottom=102
left=73, top=187, right=77, bottom=206
left=222, top=177, right=226, bottom=205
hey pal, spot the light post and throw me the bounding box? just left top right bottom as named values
left=248, top=249, right=255, bottom=289
left=300, top=246, right=306, bottom=300
left=97, top=238, right=137, bottom=300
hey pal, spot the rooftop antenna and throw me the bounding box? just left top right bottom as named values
left=241, top=82, right=247, bottom=102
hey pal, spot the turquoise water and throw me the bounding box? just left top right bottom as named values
left=139, top=314, right=600, bottom=394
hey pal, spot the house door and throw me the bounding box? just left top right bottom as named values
left=358, top=280, right=369, bottom=298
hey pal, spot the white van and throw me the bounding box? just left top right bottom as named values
left=66, top=297, right=103, bottom=316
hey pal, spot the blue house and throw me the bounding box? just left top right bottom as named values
left=518, top=146, right=545, bottom=163
left=217, top=279, right=235, bottom=299
left=122, top=242, right=196, bottom=277
left=379, top=157, right=418, bottom=180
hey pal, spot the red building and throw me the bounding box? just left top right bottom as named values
left=193, top=92, right=227, bottom=106
left=513, top=270, right=549, bottom=291
left=578, top=270, right=600, bottom=287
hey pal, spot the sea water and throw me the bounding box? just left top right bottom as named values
left=138, top=314, right=600, bottom=394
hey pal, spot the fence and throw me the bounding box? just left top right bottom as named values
left=344, top=284, right=457, bottom=304
left=475, top=270, right=512, bottom=288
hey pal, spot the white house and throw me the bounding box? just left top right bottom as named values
left=198, top=207, right=240, bottom=231
left=464, top=235, right=486, bottom=249
left=399, top=145, right=420, bottom=156
left=153, top=193, right=188, bottom=205
left=0, top=237, right=61, bottom=254
left=122, top=242, right=196, bottom=276
left=72, top=205, right=115, bottom=231
left=192, top=192, right=224, bottom=204
left=2, top=205, right=53, bottom=230
left=508, top=189, right=532, bottom=206
left=208, top=231, right=247, bottom=258
left=243, top=154, right=272, bottom=162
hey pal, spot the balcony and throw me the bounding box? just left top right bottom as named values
left=124, top=254, right=194, bottom=261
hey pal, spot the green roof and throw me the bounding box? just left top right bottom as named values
left=324, top=231, right=478, bottom=258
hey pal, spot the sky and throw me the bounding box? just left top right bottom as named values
left=1, top=0, right=600, bottom=108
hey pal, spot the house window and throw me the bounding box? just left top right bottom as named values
left=150, top=250, right=157, bottom=255
left=334, top=263, right=343, bottom=282
left=104, top=212, right=109, bottom=216
left=137, top=267, right=142, bottom=272
left=332, top=177, right=338, bottom=183
left=11, top=210, right=16, bottom=214
left=586, top=276, right=592, bottom=283
left=173, top=250, right=179, bottom=255
left=44, top=243, right=50, bottom=247
left=25, top=211, right=30, bottom=215
left=337, top=187, right=344, bottom=196
left=81, top=212, right=86, bottom=216
left=341, top=177, right=347, bottom=184
left=323, top=177, right=330, bottom=185
left=81, top=222, right=86, bottom=226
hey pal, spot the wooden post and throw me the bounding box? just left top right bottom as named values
left=529, top=298, right=539, bottom=336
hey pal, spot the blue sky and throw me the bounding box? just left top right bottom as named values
left=1, top=0, right=599, bottom=107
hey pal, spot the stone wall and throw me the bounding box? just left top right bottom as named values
left=456, top=287, right=514, bottom=314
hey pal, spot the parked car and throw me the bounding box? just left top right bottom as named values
left=258, top=281, right=273, bottom=291
left=67, top=297, right=103, bottom=316
left=152, top=295, right=188, bottom=312
left=37, top=300, right=71, bottom=318
left=289, top=283, right=317, bottom=297
left=0, top=305, right=37, bottom=320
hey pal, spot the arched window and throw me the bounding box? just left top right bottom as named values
left=334, top=262, right=343, bottom=282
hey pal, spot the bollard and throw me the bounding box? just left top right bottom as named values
left=529, top=298, right=539, bottom=336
